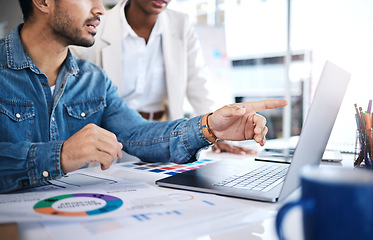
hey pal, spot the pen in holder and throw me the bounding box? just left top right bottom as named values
left=354, top=102, right=373, bottom=170
left=354, top=128, right=373, bottom=169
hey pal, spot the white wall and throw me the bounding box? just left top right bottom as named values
left=298, top=0, right=373, bottom=152
left=225, top=0, right=288, bottom=59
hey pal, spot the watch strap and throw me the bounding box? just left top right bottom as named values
left=201, top=112, right=218, bottom=144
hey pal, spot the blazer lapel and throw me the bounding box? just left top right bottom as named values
left=101, top=1, right=127, bottom=90
left=160, top=12, right=186, bottom=119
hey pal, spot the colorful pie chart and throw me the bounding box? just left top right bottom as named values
left=33, top=193, right=123, bottom=216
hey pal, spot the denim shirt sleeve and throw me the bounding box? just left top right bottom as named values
left=101, top=79, right=212, bottom=164
left=122, top=116, right=211, bottom=164
left=0, top=141, right=64, bottom=193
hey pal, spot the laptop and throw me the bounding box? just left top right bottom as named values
left=156, top=61, right=351, bottom=202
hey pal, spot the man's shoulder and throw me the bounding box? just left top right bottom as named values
left=72, top=55, right=104, bottom=73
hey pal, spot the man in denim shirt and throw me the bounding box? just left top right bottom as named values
left=0, top=0, right=287, bottom=193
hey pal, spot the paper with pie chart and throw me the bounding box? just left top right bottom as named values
left=0, top=167, right=269, bottom=232
left=0, top=173, right=187, bottom=223
left=33, top=193, right=123, bottom=217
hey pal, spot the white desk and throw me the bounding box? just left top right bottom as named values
left=12, top=146, right=355, bottom=240
left=195, top=149, right=354, bottom=240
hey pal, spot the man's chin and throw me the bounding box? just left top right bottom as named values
left=84, top=41, right=95, bottom=48
left=71, top=39, right=95, bottom=48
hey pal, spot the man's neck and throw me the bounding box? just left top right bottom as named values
left=20, top=23, right=68, bottom=87
left=125, top=3, right=159, bottom=43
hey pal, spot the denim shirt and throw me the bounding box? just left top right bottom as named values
left=0, top=25, right=211, bottom=193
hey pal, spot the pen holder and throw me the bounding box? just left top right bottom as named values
left=354, top=128, right=373, bottom=169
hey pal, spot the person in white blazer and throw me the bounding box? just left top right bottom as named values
left=72, top=0, right=254, bottom=154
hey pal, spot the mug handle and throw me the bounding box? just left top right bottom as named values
left=275, top=199, right=313, bottom=240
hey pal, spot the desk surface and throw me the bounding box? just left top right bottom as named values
left=10, top=144, right=355, bottom=240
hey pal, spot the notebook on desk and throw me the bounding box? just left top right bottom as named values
left=156, top=61, right=351, bottom=202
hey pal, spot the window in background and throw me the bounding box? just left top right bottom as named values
left=224, top=0, right=311, bottom=139
left=172, top=0, right=373, bottom=152
left=171, top=0, right=311, bottom=140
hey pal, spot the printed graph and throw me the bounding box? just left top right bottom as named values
left=33, top=193, right=123, bottom=216
left=118, top=159, right=215, bottom=176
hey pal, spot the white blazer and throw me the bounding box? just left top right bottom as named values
left=71, top=0, right=214, bottom=120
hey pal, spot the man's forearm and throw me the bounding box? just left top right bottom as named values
left=0, top=141, right=64, bottom=193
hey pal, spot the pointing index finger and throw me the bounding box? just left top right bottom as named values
left=245, top=99, right=288, bottom=112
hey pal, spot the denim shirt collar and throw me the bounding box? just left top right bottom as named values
left=6, top=24, right=79, bottom=76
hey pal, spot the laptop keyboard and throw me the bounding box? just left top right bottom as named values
left=213, top=163, right=289, bottom=192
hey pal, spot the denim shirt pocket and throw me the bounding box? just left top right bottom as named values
left=64, top=98, right=106, bottom=135
left=0, top=99, right=35, bottom=142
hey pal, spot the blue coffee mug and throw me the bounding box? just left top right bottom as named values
left=276, top=166, right=373, bottom=240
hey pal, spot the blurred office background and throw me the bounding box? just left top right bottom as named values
left=2, top=0, right=373, bottom=152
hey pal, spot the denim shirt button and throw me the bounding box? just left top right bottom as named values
left=51, top=117, right=55, bottom=122
left=42, top=171, right=49, bottom=178
left=15, top=113, right=21, bottom=119
left=80, top=112, right=86, bottom=118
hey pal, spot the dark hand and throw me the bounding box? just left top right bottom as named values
left=211, top=140, right=257, bottom=155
